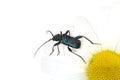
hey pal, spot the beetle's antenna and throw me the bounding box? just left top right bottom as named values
left=34, top=39, right=52, bottom=57
left=47, top=30, right=54, bottom=37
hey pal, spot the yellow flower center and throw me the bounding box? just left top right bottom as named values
left=86, top=50, right=120, bottom=80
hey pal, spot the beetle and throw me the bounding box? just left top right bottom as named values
left=34, top=30, right=100, bottom=63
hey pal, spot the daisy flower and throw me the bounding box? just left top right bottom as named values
left=86, top=50, right=120, bottom=80
left=86, top=5, right=120, bottom=80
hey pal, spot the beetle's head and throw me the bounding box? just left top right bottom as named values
left=52, top=34, right=62, bottom=41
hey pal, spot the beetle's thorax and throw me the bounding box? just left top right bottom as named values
left=52, top=34, right=62, bottom=41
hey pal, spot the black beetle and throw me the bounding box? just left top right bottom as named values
left=34, top=30, right=100, bottom=63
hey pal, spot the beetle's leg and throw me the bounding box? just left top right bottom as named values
left=57, top=45, right=60, bottom=56
left=75, top=36, right=100, bottom=45
left=47, top=30, right=54, bottom=37
left=60, top=31, right=62, bottom=35
left=49, top=42, right=61, bottom=56
left=65, top=30, right=70, bottom=35
left=67, top=46, right=86, bottom=63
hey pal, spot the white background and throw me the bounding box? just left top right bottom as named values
left=0, top=0, right=120, bottom=80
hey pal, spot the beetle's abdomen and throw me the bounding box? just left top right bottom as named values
left=61, top=35, right=81, bottom=48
